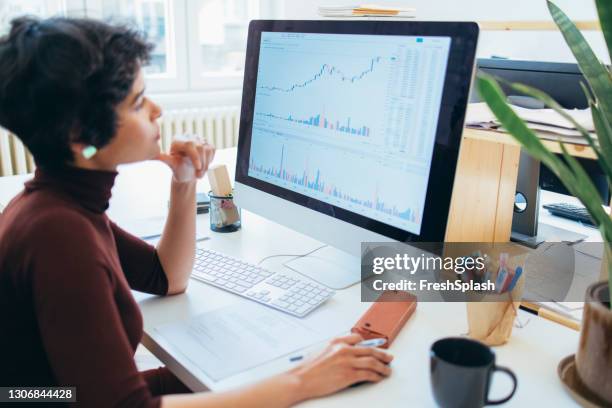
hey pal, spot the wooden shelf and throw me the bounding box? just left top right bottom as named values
left=462, top=128, right=597, bottom=160
left=444, top=128, right=599, bottom=243
left=478, top=20, right=600, bottom=31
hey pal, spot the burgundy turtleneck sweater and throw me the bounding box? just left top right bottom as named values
left=0, top=166, right=189, bottom=406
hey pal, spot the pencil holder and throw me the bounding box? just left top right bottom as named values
left=466, top=249, right=529, bottom=346
left=208, top=191, right=241, bottom=233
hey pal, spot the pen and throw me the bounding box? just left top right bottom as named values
left=356, top=338, right=387, bottom=347
left=289, top=338, right=388, bottom=362
left=142, top=235, right=210, bottom=242
left=520, top=302, right=581, bottom=331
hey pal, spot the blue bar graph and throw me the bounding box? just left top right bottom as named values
left=257, top=112, right=370, bottom=137
left=249, top=146, right=419, bottom=223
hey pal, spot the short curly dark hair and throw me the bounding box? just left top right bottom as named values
left=0, top=17, right=153, bottom=169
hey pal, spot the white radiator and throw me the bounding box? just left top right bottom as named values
left=0, top=106, right=241, bottom=177
left=159, top=106, right=241, bottom=153
left=0, top=127, right=35, bottom=177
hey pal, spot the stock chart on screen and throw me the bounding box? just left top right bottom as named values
left=248, top=32, right=451, bottom=234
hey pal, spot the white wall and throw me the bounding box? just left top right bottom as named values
left=278, top=0, right=609, bottom=64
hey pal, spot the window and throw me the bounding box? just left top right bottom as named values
left=0, top=0, right=64, bottom=35
left=1, top=0, right=281, bottom=92
left=187, top=0, right=279, bottom=89
left=196, top=0, right=257, bottom=73
left=83, top=0, right=188, bottom=92
left=98, top=0, right=174, bottom=76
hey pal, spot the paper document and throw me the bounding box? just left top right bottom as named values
left=154, top=303, right=332, bottom=381
left=513, top=105, right=594, bottom=131
left=466, top=102, right=595, bottom=137
left=117, top=216, right=168, bottom=240
left=115, top=215, right=209, bottom=243
left=318, top=4, right=416, bottom=17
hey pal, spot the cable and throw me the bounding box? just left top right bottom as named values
left=257, top=244, right=328, bottom=266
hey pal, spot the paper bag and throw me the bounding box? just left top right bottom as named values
left=466, top=248, right=528, bottom=346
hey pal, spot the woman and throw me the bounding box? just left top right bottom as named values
left=0, top=16, right=392, bottom=407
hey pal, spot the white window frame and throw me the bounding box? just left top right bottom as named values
left=34, top=0, right=283, bottom=93
left=1, top=0, right=66, bottom=25
left=77, top=0, right=189, bottom=92
left=186, top=0, right=281, bottom=91
left=45, top=0, right=67, bottom=16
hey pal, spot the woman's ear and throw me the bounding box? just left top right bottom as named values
left=81, top=145, right=98, bottom=159
left=69, top=142, right=97, bottom=160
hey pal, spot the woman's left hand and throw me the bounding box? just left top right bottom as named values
left=157, top=136, right=215, bottom=183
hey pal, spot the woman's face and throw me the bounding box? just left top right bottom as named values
left=75, top=68, right=163, bottom=169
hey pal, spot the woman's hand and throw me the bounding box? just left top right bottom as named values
left=157, top=136, right=215, bottom=183
left=289, top=334, right=393, bottom=403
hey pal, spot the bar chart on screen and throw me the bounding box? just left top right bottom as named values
left=249, top=32, right=451, bottom=234
left=249, top=142, right=423, bottom=225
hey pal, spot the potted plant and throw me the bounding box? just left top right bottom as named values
left=477, top=0, right=612, bottom=403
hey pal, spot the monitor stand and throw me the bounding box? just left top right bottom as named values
left=511, top=151, right=587, bottom=248
left=283, top=246, right=363, bottom=289
left=511, top=222, right=587, bottom=249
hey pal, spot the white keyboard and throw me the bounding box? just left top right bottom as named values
left=191, top=248, right=335, bottom=317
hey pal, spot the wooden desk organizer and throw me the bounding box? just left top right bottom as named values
left=445, top=128, right=523, bottom=243
left=446, top=127, right=603, bottom=243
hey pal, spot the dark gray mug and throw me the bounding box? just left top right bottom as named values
left=430, top=337, right=517, bottom=408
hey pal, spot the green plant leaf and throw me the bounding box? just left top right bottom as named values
left=579, top=81, right=612, bottom=194
left=603, top=224, right=612, bottom=244
left=579, top=81, right=594, bottom=106
left=477, top=75, right=575, bottom=188
left=590, top=103, right=612, bottom=183
left=596, top=0, right=612, bottom=63
left=479, top=72, right=612, bottom=301
left=548, top=1, right=612, bottom=127
left=558, top=142, right=612, bottom=233
left=478, top=73, right=612, bottom=237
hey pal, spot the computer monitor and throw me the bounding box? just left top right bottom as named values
left=235, top=20, right=479, bottom=288
left=471, top=58, right=589, bottom=109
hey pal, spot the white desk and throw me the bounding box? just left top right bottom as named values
left=136, top=214, right=582, bottom=407
left=539, top=190, right=606, bottom=243
left=129, top=150, right=582, bottom=407
left=0, top=149, right=592, bottom=407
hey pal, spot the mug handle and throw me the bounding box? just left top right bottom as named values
left=485, top=365, right=517, bottom=405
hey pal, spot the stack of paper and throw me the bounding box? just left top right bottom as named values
left=318, top=4, right=416, bottom=17
left=115, top=215, right=209, bottom=244
left=154, top=303, right=337, bottom=381
left=466, top=102, right=596, bottom=145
